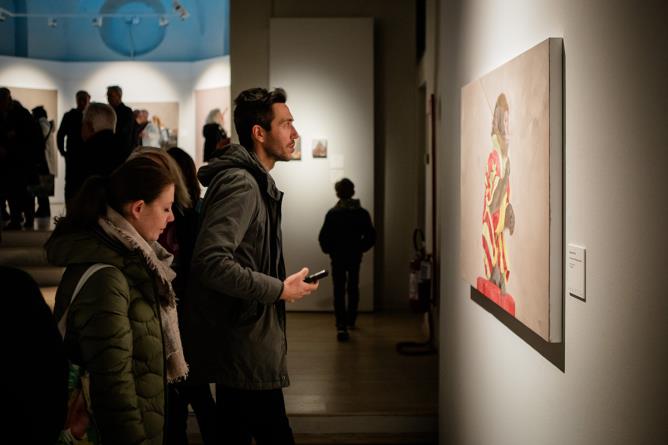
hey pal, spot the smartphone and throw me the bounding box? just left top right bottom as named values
left=304, top=269, right=328, bottom=283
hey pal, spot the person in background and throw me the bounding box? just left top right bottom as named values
left=31, top=105, right=58, bottom=218
left=137, top=110, right=162, bottom=148
left=0, top=266, right=68, bottom=445
left=57, top=90, right=90, bottom=205
left=152, top=115, right=170, bottom=149
left=106, top=85, right=135, bottom=153
left=202, top=108, right=230, bottom=162
left=46, top=150, right=189, bottom=444
left=0, top=87, right=44, bottom=230
left=68, top=102, right=128, bottom=210
left=185, top=87, right=318, bottom=444
left=158, top=147, right=216, bottom=445
left=319, top=178, right=376, bottom=341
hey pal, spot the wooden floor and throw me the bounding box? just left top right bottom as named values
left=42, top=287, right=439, bottom=443
left=284, top=311, right=438, bottom=416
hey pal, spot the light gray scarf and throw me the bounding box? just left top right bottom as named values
left=98, top=207, right=188, bottom=383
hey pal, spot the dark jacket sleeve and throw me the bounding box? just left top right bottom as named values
left=70, top=268, right=150, bottom=445
left=56, top=111, right=69, bottom=156
left=360, top=209, right=376, bottom=252
left=192, top=170, right=283, bottom=304
left=318, top=211, right=334, bottom=254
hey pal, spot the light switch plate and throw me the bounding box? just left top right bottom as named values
left=567, top=244, right=586, bottom=300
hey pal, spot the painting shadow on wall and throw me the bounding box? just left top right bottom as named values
left=471, top=286, right=565, bottom=371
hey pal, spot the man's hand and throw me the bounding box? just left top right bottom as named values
left=281, top=267, right=319, bottom=303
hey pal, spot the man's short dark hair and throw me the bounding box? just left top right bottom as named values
left=233, top=87, right=287, bottom=151
left=335, top=178, right=355, bottom=199
left=107, top=85, right=122, bottom=96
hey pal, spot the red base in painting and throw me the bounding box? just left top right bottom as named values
left=476, top=277, right=516, bottom=316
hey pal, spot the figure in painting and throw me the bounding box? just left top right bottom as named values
left=477, top=93, right=516, bottom=315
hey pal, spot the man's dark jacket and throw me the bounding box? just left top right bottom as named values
left=184, top=144, right=289, bottom=390
left=70, top=129, right=128, bottom=197
left=56, top=107, right=85, bottom=200
left=112, top=102, right=135, bottom=152
left=319, top=198, right=376, bottom=263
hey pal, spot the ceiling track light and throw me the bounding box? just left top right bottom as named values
left=173, top=0, right=189, bottom=20
left=0, top=7, right=189, bottom=25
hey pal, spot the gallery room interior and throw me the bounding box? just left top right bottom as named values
left=0, top=0, right=665, bottom=444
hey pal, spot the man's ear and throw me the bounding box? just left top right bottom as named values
left=251, top=124, right=265, bottom=144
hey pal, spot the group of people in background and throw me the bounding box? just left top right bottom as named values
left=0, top=85, right=175, bottom=226
left=0, top=87, right=53, bottom=228
left=1, top=84, right=374, bottom=444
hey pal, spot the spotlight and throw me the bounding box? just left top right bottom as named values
left=159, top=15, right=169, bottom=27
left=92, top=16, right=103, bottom=27
left=47, top=17, right=57, bottom=28
left=172, top=0, right=189, bottom=20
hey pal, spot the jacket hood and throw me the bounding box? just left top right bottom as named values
left=198, top=144, right=282, bottom=201
left=335, top=198, right=361, bottom=210
left=46, top=228, right=126, bottom=269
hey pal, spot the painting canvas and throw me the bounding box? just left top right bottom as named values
left=460, top=38, right=562, bottom=342
left=312, top=138, right=328, bottom=158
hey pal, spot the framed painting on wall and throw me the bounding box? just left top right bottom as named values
left=312, top=138, right=328, bottom=158
left=460, top=38, right=563, bottom=342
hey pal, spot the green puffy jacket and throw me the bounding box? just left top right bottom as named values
left=47, top=228, right=166, bottom=445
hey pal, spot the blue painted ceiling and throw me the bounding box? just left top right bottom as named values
left=0, top=0, right=229, bottom=61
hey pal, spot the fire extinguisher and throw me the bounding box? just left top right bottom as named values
left=398, top=228, right=437, bottom=355
left=408, top=228, right=432, bottom=313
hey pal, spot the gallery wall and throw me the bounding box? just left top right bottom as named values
left=231, top=0, right=419, bottom=310
left=269, top=17, right=374, bottom=311
left=436, top=0, right=666, bottom=444
left=0, top=55, right=231, bottom=204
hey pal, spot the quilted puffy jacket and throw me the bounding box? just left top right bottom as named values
left=47, top=228, right=167, bottom=445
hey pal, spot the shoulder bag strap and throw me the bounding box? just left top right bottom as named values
left=57, top=264, right=114, bottom=338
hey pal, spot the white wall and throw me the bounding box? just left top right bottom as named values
left=269, top=18, right=374, bottom=311
left=437, top=0, right=667, bottom=444
left=231, top=0, right=419, bottom=310
left=0, top=55, right=230, bottom=204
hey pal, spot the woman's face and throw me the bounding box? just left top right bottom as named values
left=127, top=184, right=175, bottom=242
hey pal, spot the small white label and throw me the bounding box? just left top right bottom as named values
left=567, top=244, right=586, bottom=300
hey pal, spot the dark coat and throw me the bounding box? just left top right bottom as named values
left=56, top=108, right=85, bottom=200
left=0, top=99, right=45, bottom=191
left=47, top=228, right=168, bottom=445
left=184, top=144, right=289, bottom=389
left=71, top=129, right=129, bottom=197
left=113, top=102, right=136, bottom=152
left=0, top=266, right=68, bottom=445
left=319, top=199, right=376, bottom=263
